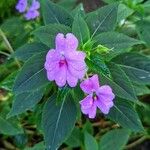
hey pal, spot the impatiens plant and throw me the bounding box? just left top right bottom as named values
left=0, top=0, right=150, bottom=150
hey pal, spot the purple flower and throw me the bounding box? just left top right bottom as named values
left=25, top=0, right=40, bottom=20
left=79, top=75, right=115, bottom=118
left=16, top=0, right=27, bottom=13
left=44, top=33, right=87, bottom=87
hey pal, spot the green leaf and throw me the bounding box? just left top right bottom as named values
left=24, top=142, right=45, bottom=150
left=93, top=32, right=142, bottom=59
left=86, top=3, right=118, bottom=37
left=13, top=52, right=48, bottom=94
left=42, top=95, right=77, bottom=150
left=14, top=42, right=49, bottom=61
left=107, top=99, right=144, bottom=132
left=33, top=24, right=71, bottom=47
left=65, top=127, right=83, bottom=148
left=99, top=129, right=130, bottom=150
left=0, top=71, right=17, bottom=91
left=108, top=63, right=137, bottom=101
left=117, top=4, right=133, bottom=22
left=136, top=20, right=150, bottom=47
left=56, top=85, right=70, bottom=104
left=41, top=0, right=73, bottom=26
left=72, top=14, right=90, bottom=46
left=0, top=116, right=23, bottom=135
left=112, top=53, right=150, bottom=84
left=8, top=88, right=45, bottom=117
left=84, top=132, right=98, bottom=150
left=133, top=83, right=150, bottom=96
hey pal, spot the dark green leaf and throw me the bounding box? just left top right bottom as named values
left=14, top=42, right=49, bottom=61
left=65, top=127, right=83, bottom=148
left=108, top=63, right=137, bottom=101
left=8, top=88, right=45, bottom=117
left=86, top=4, right=118, bottom=37
left=33, top=24, right=71, bottom=47
left=0, top=116, right=23, bottom=135
left=107, top=99, right=144, bottom=132
left=41, top=0, right=73, bottom=26
left=84, top=132, right=98, bottom=150
left=136, top=20, right=150, bottom=47
left=24, top=142, right=45, bottom=150
left=13, top=52, right=48, bottom=94
left=99, top=129, right=130, bottom=150
left=42, top=95, right=77, bottom=150
left=94, top=32, right=142, bottom=59
left=112, top=53, right=150, bottom=84
left=72, top=14, right=90, bottom=46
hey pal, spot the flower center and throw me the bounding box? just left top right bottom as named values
left=59, top=59, right=67, bottom=67
left=93, top=92, right=98, bottom=101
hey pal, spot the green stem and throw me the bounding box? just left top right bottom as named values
left=125, top=135, right=150, bottom=149
left=0, top=51, right=10, bottom=57
left=0, top=28, right=21, bottom=68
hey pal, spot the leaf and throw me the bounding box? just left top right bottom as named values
left=8, top=88, right=45, bottom=117
left=72, top=14, right=90, bottom=46
left=42, top=95, right=77, bottom=150
left=33, top=24, right=71, bottom=47
left=41, top=0, right=73, bottom=26
left=0, top=71, right=17, bottom=91
left=93, top=32, right=142, bottom=59
left=24, top=142, right=45, bottom=150
left=136, top=20, right=150, bottom=47
left=84, top=132, right=98, bottom=150
left=112, top=53, right=150, bottom=84
left=65, top=127, right=83, bottom=148
left=99, top=129, right=130, bottom=150
left=13, top=52, right=48, bottom=94
left=107, top=99, right=144, bottom=132
left=117, top=4, right=133, bottom=22
left=14, top=42, right=49, bottom=61
left=108, top=63, right=137, bottom=101
left=86, top=3, right=118, bottom=37
left=0, top=116, right=23, bottom=135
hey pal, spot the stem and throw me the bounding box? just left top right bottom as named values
left=0, top=51, right=10, bottom=57
left=0, top=28, right=21, bottom=68
left=125, top=136, right=150, bottom=149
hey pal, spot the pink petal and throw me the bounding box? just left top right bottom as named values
left=46, top=49, right=60, bottom=62
left=66, top=33, right=78, bottom=51
left=66, top=51, right=86, bottom=61
left=79, top=95, right=93, bottom=109
left=55, top=33, right=66, bottom=51
left=80, top=74, right=100, bottom=94
left=66, top=71, right=78, bottom=87
left=44, top=61, right=57, bottom=71
left=81, top=103, right=97, bottom=119
left=55, top=65, right=67, bottom=87
left=95, top=85, right=115, bottom=114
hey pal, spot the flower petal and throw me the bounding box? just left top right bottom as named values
left=67, top=71, right=78, bottom=87
left=55, top=65, right=67, bottom=87
left=96, top=85, right=115, bottom=114
left=66, top=33, right=78, bottom=51
left=55, top=33, right=66, bottom=51
left=80, top=74, right=100, bottom=94
left=79, top=95, right=93, bottom=109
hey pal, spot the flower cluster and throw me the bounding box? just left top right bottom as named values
left=16, top=0, right=40, bottom=20
left=44, top=33, right=115, bottom=118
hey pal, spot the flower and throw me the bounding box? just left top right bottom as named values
left=79, top=74, right=115, bottom=118
left=16, top=0, right=27, bottom=13
left=25, top=0, right=40, bottom=20
left=44, top=33, right=87, bottom=87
